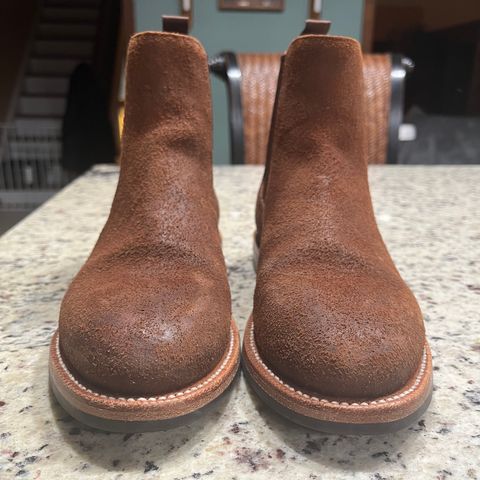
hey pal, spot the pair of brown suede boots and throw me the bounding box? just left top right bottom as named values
left=49, top=18, right=432, bottom=435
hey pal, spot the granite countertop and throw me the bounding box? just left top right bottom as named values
left=0, top=165, right=479, bottom=479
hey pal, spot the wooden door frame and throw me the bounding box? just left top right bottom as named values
left=362, top=0, right=375, bottom=52
left=110, top=0, right=134, bottom=156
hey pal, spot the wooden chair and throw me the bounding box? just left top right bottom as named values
left=210, top=52, right=413, bottom=164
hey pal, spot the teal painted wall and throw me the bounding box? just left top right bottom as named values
left=133, top=0, right=364, bottom=163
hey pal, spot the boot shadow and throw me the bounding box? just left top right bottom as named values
left=48, top=373, right=239, bottom=473
left=244, top=378, right=433, bottom=473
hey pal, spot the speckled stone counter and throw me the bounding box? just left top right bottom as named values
left=1, top=165, right=479, bottom=479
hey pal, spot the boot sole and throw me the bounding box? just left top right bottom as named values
left=242, top=316, right=433, bottom=434
left=49, top=319, right=240, bottom=432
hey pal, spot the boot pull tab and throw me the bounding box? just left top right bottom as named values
left=162, top=15, right=189, bottom=35
left=301, top=19, right=331, bottom=36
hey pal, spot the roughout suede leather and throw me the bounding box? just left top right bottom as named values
left=59, top=32, right=231, bottom=396
left=254, top=35, right=425, bottom=400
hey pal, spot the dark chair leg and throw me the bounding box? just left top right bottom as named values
left=209, top=52, right=245, bottom=165
left=388, top=55, right=414, bottom=164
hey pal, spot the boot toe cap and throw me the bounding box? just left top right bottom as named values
left=254, top=272, right=425, bottom=399
left=58, top=270, right=230, bottom=397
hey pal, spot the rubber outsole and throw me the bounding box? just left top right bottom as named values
left=49, top=319, right=240, bottom=432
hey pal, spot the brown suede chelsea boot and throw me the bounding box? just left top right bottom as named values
left=242, top=25, right=433, bottom=434
left=49, top=18, right=240, bottom=432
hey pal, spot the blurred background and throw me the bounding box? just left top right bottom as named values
left=0, top=0, right=479, bottom=233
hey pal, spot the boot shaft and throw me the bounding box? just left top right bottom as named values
left=96, top=30, right=220, bottom=253
left=121, top=31, right=212, bottom=172
left=257, top=35, right=370, bottom=246
left=114, top=31, right=217, bottom=226
left=266, top=35, right=367, bottom=182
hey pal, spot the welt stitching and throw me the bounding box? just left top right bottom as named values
left=55, top=328, right=235, bottom=403
left=249, top=323, right=428, bottom=407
